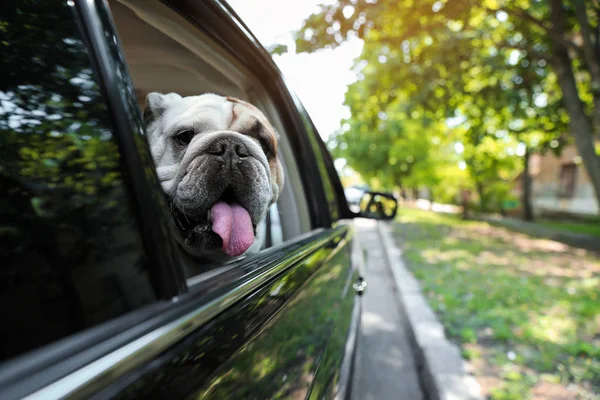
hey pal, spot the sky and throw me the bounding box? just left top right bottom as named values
left=226, top=0, right=363, bottom=141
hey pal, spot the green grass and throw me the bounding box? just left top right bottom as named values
left=393, top=208, right=600, bottom=400
left=537, top=220, right=600, bottom=238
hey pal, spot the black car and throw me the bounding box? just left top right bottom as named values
left=0, top=1, right=396, bottom=398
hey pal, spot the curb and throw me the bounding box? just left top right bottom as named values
left=377, top=221, right=483, bottom=400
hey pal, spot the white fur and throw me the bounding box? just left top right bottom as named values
left=144, top=92, right=282, bottom=257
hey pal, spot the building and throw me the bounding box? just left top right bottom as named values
left=512, top=144, right=599, bottom=217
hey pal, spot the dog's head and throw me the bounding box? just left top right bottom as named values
left=144, top=93, right=284, bottom=257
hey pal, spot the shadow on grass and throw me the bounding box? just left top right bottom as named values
left=392, top=212, right=599, bottom=399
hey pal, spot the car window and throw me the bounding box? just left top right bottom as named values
left=107, top=1, right=311, bottom=275
left=0, top=0, right=156, bottom=362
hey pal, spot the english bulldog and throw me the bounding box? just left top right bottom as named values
left=144, top=93, right=284, bottom=259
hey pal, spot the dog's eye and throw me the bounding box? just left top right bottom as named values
left=259, top=138, right=273, bottom=157
left=174, top=130, right=195, bottom=146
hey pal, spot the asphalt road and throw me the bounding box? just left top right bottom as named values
left=351, top=220, right=424, bottom=400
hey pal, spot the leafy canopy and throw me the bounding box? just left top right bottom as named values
left=294, top=0, right=577, bottom=207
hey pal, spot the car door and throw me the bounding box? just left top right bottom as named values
left=0, top=1, right=363, bottom=399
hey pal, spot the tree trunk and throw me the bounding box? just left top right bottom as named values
left=500, top=203, right=507, bottom=217
left=461, top=189, right=470, bottom=220
left=476, top=181, right=486, bottom=213
left=573, top=0, right=600, bottom=132
left=429, top=188, right=435, bottom=210
left=552, top=58, right=600, bottom=215
left=551, top=0, right=600, bottom=215
left=522, top=147, right=534, bottom=221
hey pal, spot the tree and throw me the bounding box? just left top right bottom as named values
left=0, top=0, right=140, bottom=307
left=294, top=0, right=600, bottom=215
left=328, top=86, right=463, bottom=199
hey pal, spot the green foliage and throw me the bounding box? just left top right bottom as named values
left=265, top=43, right=289, bottom=56
left=294, top=0, right=598, bottom=210
left=0, top=1, right=121, bottom=200
left=0, top=0, right=135, bottom=264
left=394, top=208, right=600, bottom=398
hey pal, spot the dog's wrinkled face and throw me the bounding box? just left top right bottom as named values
left=144, top=93, right=284, bottom=257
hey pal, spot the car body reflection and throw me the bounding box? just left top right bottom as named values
left=105, top=227, right=356, bottom=399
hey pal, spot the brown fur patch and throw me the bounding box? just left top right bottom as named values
left=225, top=97, right=284, bottom=196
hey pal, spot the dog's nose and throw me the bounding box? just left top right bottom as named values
left=207, top=141, right=226, bottom=156
left=206, top=139, right=249, bottom=159
left=234, top=143, right=249, bottom=158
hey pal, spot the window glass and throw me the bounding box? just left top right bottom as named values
left=0, top=0, right=156, bottom=361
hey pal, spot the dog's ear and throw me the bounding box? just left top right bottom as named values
left=143, top=92, right=182, bottom=128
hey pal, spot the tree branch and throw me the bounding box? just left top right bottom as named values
left=574, top=0, right=600, bottom=75
left=484, top=5, right=583, bottom=57
left=493, top=39, right=548, bottom=60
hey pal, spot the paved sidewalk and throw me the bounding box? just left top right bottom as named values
left=377, top=221, right=483, bottom=400
left=480, top=216, right=600, bottom=252
left=352, top=219, right=423, bottom=400
left=410, top=200, right=599, bottom=252
left=352, top=219, right=483, bottom=400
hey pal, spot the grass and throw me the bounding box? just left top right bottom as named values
left=393, top=208, right=600, bottom=400
left=536, top=220, right=600, bottom=238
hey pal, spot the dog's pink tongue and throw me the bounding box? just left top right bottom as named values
left=210, top=201, right=254, bottom=256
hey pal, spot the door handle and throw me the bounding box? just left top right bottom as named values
left=353, top=277, right=367, bottom=296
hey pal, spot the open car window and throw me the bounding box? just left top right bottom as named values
left=108, top=0, right=312, bottom=280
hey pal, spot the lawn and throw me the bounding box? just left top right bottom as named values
left=537, top=220, right=600, bottom=238
left=393, top=208, right=600, bottom=400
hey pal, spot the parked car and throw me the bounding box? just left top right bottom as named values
left=0, top=1, right=396, bottom=399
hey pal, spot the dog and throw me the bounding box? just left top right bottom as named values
left=143, top=93, right=284, bottom=259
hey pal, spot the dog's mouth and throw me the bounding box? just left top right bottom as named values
left=172, top=188, right=257, bottom=256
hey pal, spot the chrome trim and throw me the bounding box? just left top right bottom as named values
left=334, top=299, right=361, bottom=400
left=185, top=264, right=237, bottom=287
left=24, top=227, right=347, bottom=399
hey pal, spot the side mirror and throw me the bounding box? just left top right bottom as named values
left=357, top=191, right=398, bottom=220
